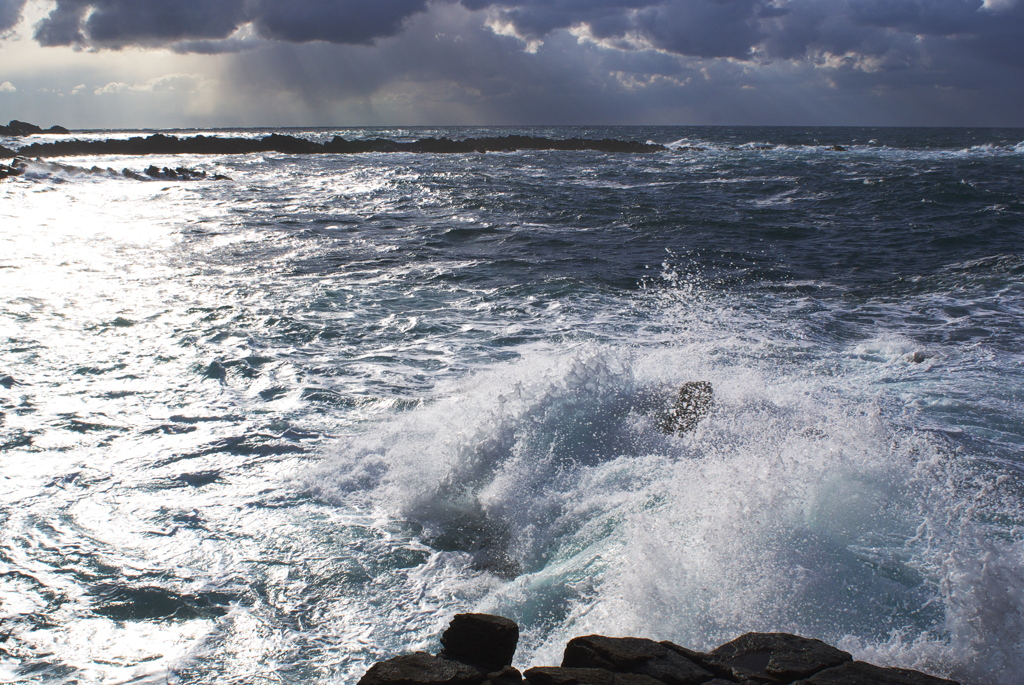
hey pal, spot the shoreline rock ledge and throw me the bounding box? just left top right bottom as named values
left=358, top=614, right=960, bottom=685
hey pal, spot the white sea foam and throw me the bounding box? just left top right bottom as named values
left=312, top=306, right=1024, bottom=684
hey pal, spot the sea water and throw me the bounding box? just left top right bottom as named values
left=1, top=126, right=1023, bottom=684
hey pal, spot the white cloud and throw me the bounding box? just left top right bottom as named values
left=0, top=80, right=15, bottom=91
left=94, top=73, right=210, bottom=95
left=94, top=81, right=129, bottom=94
left=485, top=14, right=543, bottom=53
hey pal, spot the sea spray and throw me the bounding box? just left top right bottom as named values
left=312, top=296, right=1024, bottom=684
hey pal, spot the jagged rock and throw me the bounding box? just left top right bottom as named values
left=792, top=661, right=958, bottom=685
left=658, top=381, right=714, bottom=434
left=46, top=125, right=70, bottom=134
left=441, top=613, right=520, bottom=672
left=358, top=652, right=488, bottom=685
left=830, top=145, right=846, bottom=152
left=3, top=120, right=44, bottom=136
left=524, top=667, right=665, bottom=685
left=707, top=633, right=851, bottom=682
left=358, top=617, right=956, bottom=685
left=562, top=636, right=713, bottom=685
left=0, top=145, right=15, bottom=159
left=143, top=165, right=208, bottom=180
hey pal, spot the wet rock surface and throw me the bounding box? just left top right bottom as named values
left=524, top=667, right=664, bottom=685
left=658, top=380, right=715, bottom=434
left=792, top=661, right=959, bottom=685
left=360, top=615, right=961, bottom=685
left=441, top=613, right=520, bottom=672
left=359, top=652, right=492, bottom=685
left=707, top=633, right=851, bottom=682
left=562, top=636, right=713, bottom=685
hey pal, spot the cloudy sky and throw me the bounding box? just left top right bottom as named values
left=1, top=0, right=1022, bottom=128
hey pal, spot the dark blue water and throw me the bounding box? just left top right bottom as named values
left=1, top=127, right=1023, bottom=684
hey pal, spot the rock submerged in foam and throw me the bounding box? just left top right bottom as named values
left=657, top=381, right=714, bottom=434
left=358, top=614, right=960, bottom=685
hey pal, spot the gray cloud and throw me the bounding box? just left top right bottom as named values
left=8, top=0, right=1024, bottom=127
left=250, top=0, right=428, bottom=44
left=23, top=0, right=1024, bottom=76
left=461, top=0, right=1024, bottom=71
left=0, top=0, right=26, bottom=33
left=213, top=1, right=1023, bottom=127
left=32, top=0, right=429, bottom=49
left=34, top=0, right=247, bottom=47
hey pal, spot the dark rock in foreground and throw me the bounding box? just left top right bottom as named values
left=441, top=613, right=520, bottom=672
left=14, top=133, right=666, bottom=159
left=562, top=636, right=712, bottom=685
left=359, top=652, right=492, bottom=685
left=792, top=661, right=958, bottom=685
left=525, top=667, right=664, bottom=685
left=707, top=633, right=851, bottom=682
left=359, top=614, right=960, bottom=685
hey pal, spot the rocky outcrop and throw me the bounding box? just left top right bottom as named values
left=359, top=615, right=960, bottom=685
left=0, top=120, right=69, bottom=136
left=359, top=652, right=497, bottom=685
left=524, top=668, right=667, bottom=685
left=14, top=133, right=666, bottom=159
left=562, top=636, right=712, bottom=685
left=441, top=613, right=520, bottom=672
left=793, top=661, right=958, bottom=685
left=702, top=633, right=852, bottom=681
left=0, top=157, right=229, bottom=182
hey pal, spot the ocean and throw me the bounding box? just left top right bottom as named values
left=1, top=126, right=1023, bottom=685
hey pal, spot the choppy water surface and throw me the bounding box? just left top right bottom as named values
left=1, top=126, right=1024, bottom=684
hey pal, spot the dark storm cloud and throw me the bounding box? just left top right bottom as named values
left=35, top=0, right=246, bottom=47
left=23, top=0, right=1024, bottom=72
left=31, top=0, right=429, bottom=49
left=0, top=0, right=26, bottom=33
left=462, top=0, right=1024, bottom=67
left=11, top=0, right=1024, bottom=126
left=250, top=0, right=427, bottom=44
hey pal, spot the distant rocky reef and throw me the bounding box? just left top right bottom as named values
left=13, top=132, right=665, bottom=158
left=359, top=613, right=960, bottom=685
left=0, top=118, right=664, bottom=159
left=0, top=119, right=70, bottom=136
